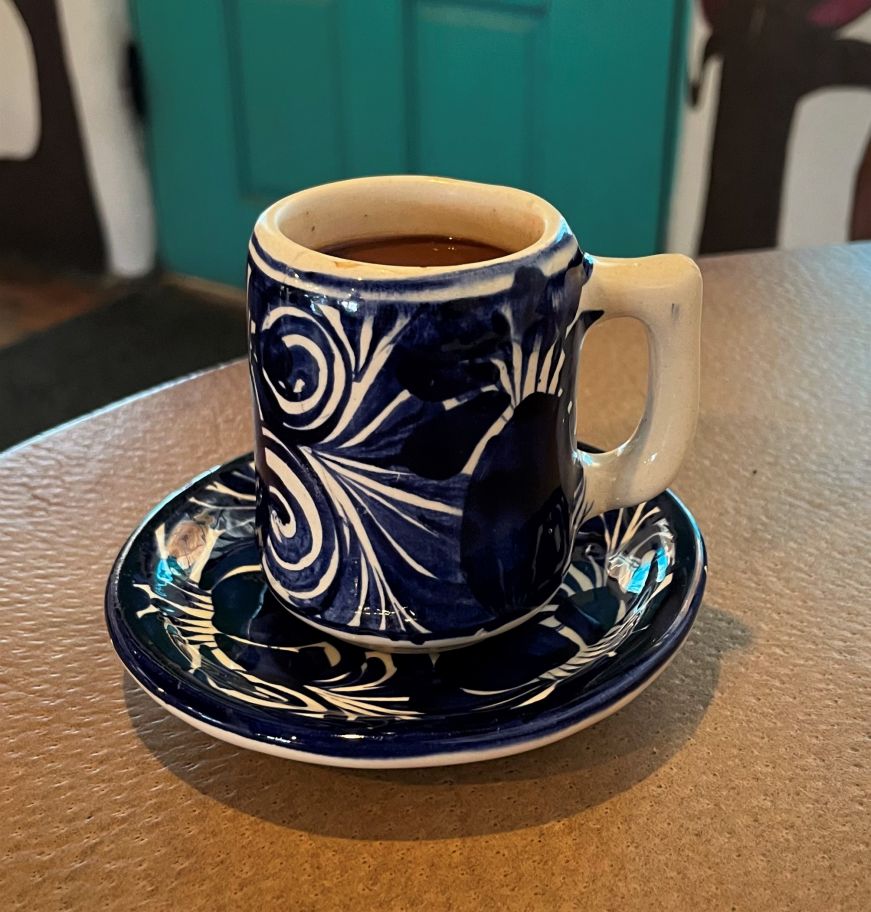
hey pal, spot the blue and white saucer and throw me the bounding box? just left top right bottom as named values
left=106, top=456, right=706, bottom=768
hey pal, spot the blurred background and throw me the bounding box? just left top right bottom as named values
left=2, top=0, right=870, bottom=450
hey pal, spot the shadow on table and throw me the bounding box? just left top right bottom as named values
left=125, top=604, right=748, bottom=839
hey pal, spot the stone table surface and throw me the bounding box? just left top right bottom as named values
left=2, top=245, right=869, bottom=911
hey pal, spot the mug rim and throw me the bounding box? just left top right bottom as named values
left=251, top=175, right=576, bottom=289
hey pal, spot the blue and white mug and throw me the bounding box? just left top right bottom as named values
left=247, top=176, right=701, bottom=651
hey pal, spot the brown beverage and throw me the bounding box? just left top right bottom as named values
left=321, top=234, right=512, bottom=267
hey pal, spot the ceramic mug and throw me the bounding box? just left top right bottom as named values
left=247, top=176, right=701, bottom=652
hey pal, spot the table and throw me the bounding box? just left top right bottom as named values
left=2, top=245, right=869, bottom=911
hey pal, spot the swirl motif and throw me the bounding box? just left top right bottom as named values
left=250, top=303, right=354, bottom=611
left=122, top=458, right=679, bottom=722
left=246, top=250, right=594, bottom=642
left=257, top=440, right=340, bottom=606
left=255, top=305, right=351, bottom=435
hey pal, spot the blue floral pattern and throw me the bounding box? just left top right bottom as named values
left=248, top=237, right=597, bottom=645
left=106, top=456, right=705, bottom=765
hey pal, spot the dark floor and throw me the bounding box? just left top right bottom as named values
left=0, top=258, right=247, bottom=451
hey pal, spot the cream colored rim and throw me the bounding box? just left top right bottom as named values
left=252, top=175, right=571, bottom=282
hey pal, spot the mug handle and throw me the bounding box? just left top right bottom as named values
left=576, top=254, right=702, bottom=518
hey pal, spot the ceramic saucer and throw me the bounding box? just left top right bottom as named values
left=106, top=455, right=706, bottom=768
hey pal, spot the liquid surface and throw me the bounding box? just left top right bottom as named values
left=321, top=234, right=512, bottom=267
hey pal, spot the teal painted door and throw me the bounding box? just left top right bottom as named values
left=132, top=0, right=687, bottom=285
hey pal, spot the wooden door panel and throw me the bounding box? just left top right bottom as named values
left=230, top=0, right=345, bottom=197
left=132, top=0, right=687, bottom=284
left=411, top=1, right=546, bottom=188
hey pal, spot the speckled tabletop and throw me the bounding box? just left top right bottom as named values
left=2, top=246, right=869, bottom=911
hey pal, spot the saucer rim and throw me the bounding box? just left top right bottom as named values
left=131, top=651, right=678, bottom=769
left=105, top=454, right=707, bottom=768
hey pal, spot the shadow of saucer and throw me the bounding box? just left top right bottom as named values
left=124, top=604, right=748, bottom=840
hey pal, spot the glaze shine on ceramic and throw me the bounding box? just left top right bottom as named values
left=104, top=456, right=707, bottom=768
left=247, top=176, right=702, bottom=651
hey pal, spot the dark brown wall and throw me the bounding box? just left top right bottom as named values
left=0, top=0, right=104, bottom=270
